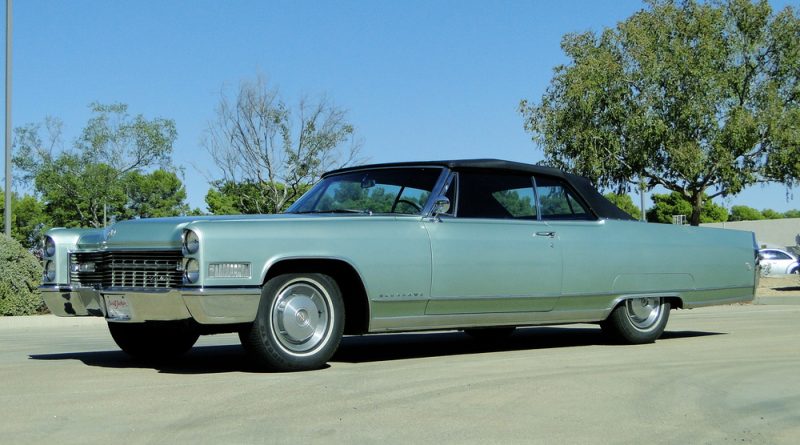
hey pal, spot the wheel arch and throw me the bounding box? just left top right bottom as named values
left=263, top=258, right=371, bottom=335
left=607, top=293, right=684, bottom=317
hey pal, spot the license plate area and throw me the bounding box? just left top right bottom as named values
left=103, top=294, right=133, bottom=321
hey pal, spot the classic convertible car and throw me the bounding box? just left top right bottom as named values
left=40, top=159, right=758, bottom=371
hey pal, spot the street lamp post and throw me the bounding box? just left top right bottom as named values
left=4, top=0, right=11, bottom=237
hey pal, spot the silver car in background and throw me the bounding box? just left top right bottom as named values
left=758, top=248, right=800, bottom=276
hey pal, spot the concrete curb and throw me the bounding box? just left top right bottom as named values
left=754, top=296, right=800, bottom=305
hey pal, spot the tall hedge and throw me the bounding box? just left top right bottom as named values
left=0, top=234, right=44, bottom=315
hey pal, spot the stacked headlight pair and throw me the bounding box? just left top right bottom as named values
left=182, top=229, right=200, bottom=284
left=42, top=236, right=57, bottom=282
left=181, top=228, right=252, bottom=284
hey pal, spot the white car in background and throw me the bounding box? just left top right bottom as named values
left=758, top=249, right=800, bottom=276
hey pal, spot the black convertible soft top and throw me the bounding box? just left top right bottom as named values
left=324, top=159, right=636, bottom=221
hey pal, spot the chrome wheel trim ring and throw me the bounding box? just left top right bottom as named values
left=270, top=278, right=333, bottom=355
left=625, top=297, right=662, bottom=330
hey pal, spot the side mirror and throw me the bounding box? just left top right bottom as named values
left=432, top=196, right=451, bottom=216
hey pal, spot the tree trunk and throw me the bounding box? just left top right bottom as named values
left=689, top=194, right=702, bottom=226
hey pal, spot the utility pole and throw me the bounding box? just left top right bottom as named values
left=4, top=0, right=11, bottom=237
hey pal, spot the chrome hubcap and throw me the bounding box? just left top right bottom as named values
left=625, top=297, right=662, bottom=330
left=271, top=280, right=331, bottom=354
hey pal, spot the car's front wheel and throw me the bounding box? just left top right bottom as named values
left=600, top=297, right=670, bottom=344
left=241, top=273, right=344, bottom=371
left=108, top=321, right=199, bottom=359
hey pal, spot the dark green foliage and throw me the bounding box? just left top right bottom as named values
left=521, top=0, right=800, bottom=226
left=0, top=234, right=44, bottom=316
left=728, top=206, right=800, bottom=220
left=761, top=208, right=783, bottom=219
left=604, top=193, right=641, bottom=219
left=122, top=170, right=192, bottom=219
left=34, top=155, right=127, bottom=228
left=729, top=205, right=765, bottom=221
left=0, top=190, right=50, bottom=249
left=647, top=192, right=728, bottom=224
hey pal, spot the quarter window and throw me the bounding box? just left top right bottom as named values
left=534, top=176, right=592, bottom=220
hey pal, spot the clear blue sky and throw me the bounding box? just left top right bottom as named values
left=2, top=0, right=799, bottom=213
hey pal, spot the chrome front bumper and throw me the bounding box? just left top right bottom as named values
left=40, top=285, right=262, bottom=324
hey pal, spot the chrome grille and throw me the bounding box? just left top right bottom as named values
left=70, top=250, right=183, bottom=288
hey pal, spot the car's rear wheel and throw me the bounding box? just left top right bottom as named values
left=601, top=297, right=670, bottom=344
left=241, top=273, right=344, bottom=371
left=108, top=321, right=199, bottom=359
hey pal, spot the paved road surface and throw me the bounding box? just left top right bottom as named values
left=1, top=304, right=799, bottom=444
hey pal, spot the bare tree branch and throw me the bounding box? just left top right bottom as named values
left=203, top=76, right=364, bottom=214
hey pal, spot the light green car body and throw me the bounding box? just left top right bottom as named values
left=40, top=161, right=758, bottom=338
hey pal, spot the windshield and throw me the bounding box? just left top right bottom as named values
left=287, top=167, right=443, bottom=215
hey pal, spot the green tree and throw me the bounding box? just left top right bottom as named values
left=604, top=193, right=641, bottom=219
left=647, top=192, right=728, bottom=224
left=122, top=170, right=194, bottom=219
left=14, top=103, right=186, bottom=227
left=761, top=208, right=783, bottom=219
left=204, top=76, right=363, bottom=214
left=783, top=209, right=800, bottom=218
left=0, top=190, right=50, bottom=249
left=521, top=0, right=800, bottom=226
left=33, top=155, right=127, bottom=227
left=729, top=205, right=765, bottom=221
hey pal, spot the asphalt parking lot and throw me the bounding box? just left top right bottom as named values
left=1, top=303, right=799, bottom=445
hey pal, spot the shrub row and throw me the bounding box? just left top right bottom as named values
left=0, top=234, right=44, bottom=316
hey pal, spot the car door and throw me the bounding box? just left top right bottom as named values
left=423, top=170, right=563, bottom=314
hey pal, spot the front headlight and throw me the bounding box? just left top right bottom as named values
left=184, top=259, right=200, bottom=283
left=44, top=261, right=56, bottom=282
left=44, top=236, right=56, bottom=257
left=183, top=230, right=200, bottom=254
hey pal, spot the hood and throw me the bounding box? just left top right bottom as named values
left=79, top=214, right=306, bottom=250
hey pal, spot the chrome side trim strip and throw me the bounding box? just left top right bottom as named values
left=369, top=308, right=608, bottom=333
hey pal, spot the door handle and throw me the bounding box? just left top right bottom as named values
left=535, top=231, right=556, bottom=238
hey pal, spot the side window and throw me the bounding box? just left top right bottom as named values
left=535, top=176, right=592, bottom=220
left=456, top=171, right=536, bottom=219
left=492, top=188, right=537, bottom=218
left=764, top=250, right=792, bottom=260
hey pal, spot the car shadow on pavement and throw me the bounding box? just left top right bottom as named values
left=772, top=286, right=800, bottom=291
left=331, top=326, right=723, bottom=364
left=29, top=345, right=262, bottom=374
left=28, top=326, right=723, bottom=374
